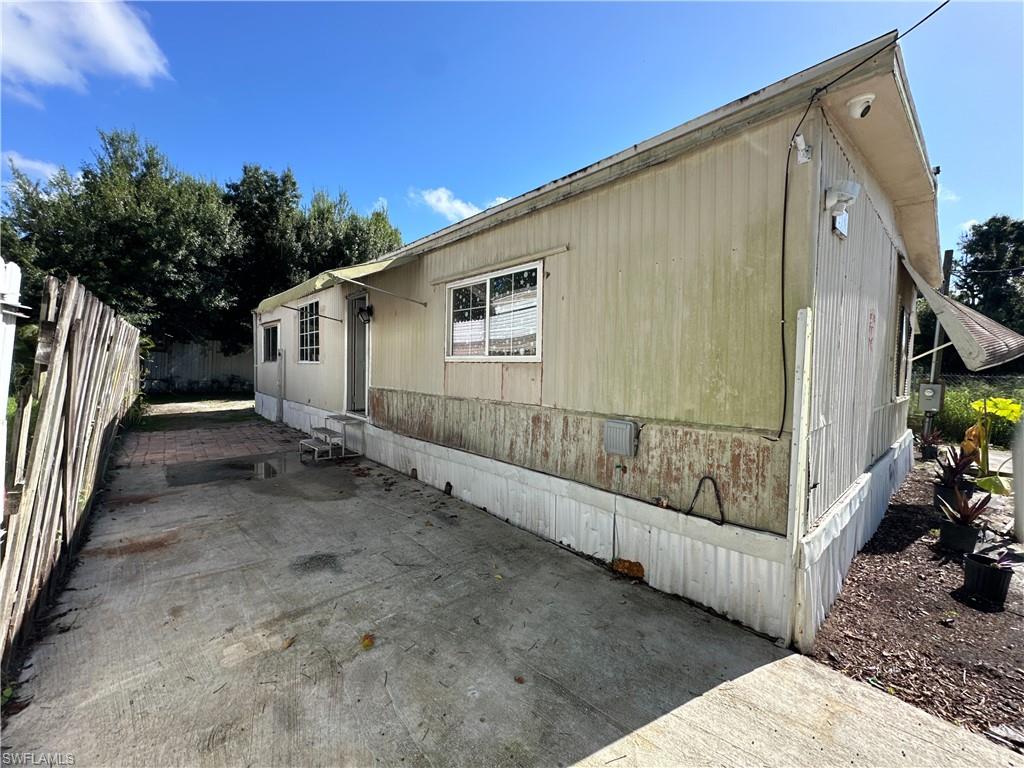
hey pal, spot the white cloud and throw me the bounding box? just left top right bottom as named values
left=371, top=196, right=388, bottom=213
left=2, top=1, right=169, bottom=106
left=3, top=151, right=60, bottom=182
left=411, top=188, right=511, bottom=223
left=960, top=219, right=979, bottom=232
left=413, top=187, right=482, bottom=223
left=938, top=184, right=959, bottom=203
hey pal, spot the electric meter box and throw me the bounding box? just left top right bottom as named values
left=918, top=382, right=945, bottom=413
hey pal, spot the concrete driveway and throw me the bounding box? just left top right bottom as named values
left=3, top=404, right=1014, bottom=767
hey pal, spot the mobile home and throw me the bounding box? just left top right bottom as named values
left=254, top=34, right=1024, bottom=648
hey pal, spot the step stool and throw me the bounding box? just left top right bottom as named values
left=299, top=414, right=364, bottom=461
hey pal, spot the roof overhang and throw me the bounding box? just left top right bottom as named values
left=256, top=253, right=418, bottom=314
left=821, top=45, right=942, bottom=285
left=904, top=258, right=1024, bottom=371
left=259, top=32, right=944, bottom=306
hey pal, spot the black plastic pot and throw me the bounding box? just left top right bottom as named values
left=938, top=520, right=979, bottom=554
left=963, top=554, right=1013, bottom=607
left=921, top=445, right=939, bottom=461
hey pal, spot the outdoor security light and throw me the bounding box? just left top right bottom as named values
left=824, top=180, right=862, bottom=215
left=356, top=304, right=374, bottom=324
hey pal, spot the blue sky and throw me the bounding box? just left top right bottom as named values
left=2, top=1, right=1021, bottom=254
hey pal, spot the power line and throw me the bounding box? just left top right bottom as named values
left=769, top=0, right=951, bottom=441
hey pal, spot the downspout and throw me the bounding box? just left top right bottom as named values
left=251, top=310, right=258, bottom=407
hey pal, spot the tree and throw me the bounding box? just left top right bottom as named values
left=954, top=215, right=1024, bottom=331
left=300, top=190, right=354, bottom=276
left=913, top=215, right=1024, bottom=373
left=2, top=130, right=403, bottom=351
left=4, top=132, right=242, bottom=341
left=221, top=165, right=304, bottom=344
left=298, top=192, right=402, bottom=277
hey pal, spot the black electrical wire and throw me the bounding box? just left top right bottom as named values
left=769, top=0, right=950, bottom=441
left=684, top=475, right=725, bottom=526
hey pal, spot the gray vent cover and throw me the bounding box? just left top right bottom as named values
left=604, top=419, right=638, bottom=456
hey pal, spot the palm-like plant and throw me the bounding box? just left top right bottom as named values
left=938, top=487, right=991, bottom=527
left=933, top=446, right=977, bottom=488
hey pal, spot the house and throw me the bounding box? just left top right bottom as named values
left=253, top=33, right=1024, bottom=649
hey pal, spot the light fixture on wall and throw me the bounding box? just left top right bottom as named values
left=825, top=180, right=861, bottom=240
left=356, top=304, right=374, bottom=324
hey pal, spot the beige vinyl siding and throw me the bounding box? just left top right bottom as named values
left=367, top=108, right=816, bottom=433
left=806, top=113, right=915, bottom=526
left=254, top=285, right=346, bottom=412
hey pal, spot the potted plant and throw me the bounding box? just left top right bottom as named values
left=936, top=488, right=990, bottom=554
left=963, top=550, right=1023, bottom=608
left=932, top=446, right=977, bottom=511
left=918, top=429, right=943, bottom=461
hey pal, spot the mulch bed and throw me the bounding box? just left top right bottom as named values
left=812, top=462, right=1024, bottom=749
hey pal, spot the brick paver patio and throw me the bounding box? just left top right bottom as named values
left=114, top=404, right=304, bottom=467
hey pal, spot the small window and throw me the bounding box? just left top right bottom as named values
left=893, top=302, right=911, bottom=398
left=298, top=301, right=320, bottom=362
left=447, top=262, right=541, bottom=360
left=262, top=325, right=278, bottom=363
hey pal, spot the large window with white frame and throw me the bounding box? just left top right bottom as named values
left=447, top=262, right=541, bottom=360
left=298, top=301, right=320, bottom=362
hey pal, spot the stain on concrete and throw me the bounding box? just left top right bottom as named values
left=82, top=530, right=180, bottom=557
left=168, top=605, right=185, bottom=619
left=289, top=553, right=342, bottom=574
left=104, top=491, right=182, bottom=508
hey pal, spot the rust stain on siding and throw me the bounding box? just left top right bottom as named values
left=370, top=388, right=790, bottom=534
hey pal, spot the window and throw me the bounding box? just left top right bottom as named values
left=262, top=325, right=278, bottom=363
left=893, top=302, right=911, bottom=398
left=298, top=301, right=320, bottom=362
left=447, top=262, right=541, bottom=360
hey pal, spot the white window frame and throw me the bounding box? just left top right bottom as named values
left=262, top=323, right=279, bottom=363
left=298, top=300, right=321, bottom=363
left=445, top=260, right=543, bottom=363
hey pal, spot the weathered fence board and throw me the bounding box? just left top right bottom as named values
left=0, top=276, right=140, bottom=668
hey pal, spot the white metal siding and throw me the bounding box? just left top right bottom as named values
left=806, top=120, right=914, bottom=526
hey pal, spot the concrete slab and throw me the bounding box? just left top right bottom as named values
left=4, top=440, right=1015, bottom=766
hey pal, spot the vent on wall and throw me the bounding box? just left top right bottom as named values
left=604, top=419, right=638, bottom=457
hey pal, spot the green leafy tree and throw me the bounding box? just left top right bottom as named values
left=3, top=130, right=241, bottom=342
left=3, top=130, right=403, bottom=353
left=954, top=215, right=1024, bottom=330
left=221, top=165, right=304, bottom=343
left=914, top=215, right=1024, bottom=373
left=299, top=192, right=402, bottom=276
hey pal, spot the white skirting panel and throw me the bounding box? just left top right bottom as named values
left=254, top=393, right=365, bottom=453
left=364, top=425, right=790, bottom=638
left=795, top=428, right=914, bottom=650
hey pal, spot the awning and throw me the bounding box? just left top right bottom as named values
left=904, top=258, right=1024, bottom=371
left=256, top=253, right=419, bottom=314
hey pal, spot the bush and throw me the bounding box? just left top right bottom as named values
left=926, top=386, right=1023, bottom=447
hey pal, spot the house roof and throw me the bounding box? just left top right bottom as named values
left=258, top=32, right=944, bottom=312
left=904, top=259, right=1024, bottom=371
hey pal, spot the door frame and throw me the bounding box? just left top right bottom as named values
left=346, top=292, right=370, bottom=416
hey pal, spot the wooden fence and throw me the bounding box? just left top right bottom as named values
left=0, top=276, right=140, bottom=669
